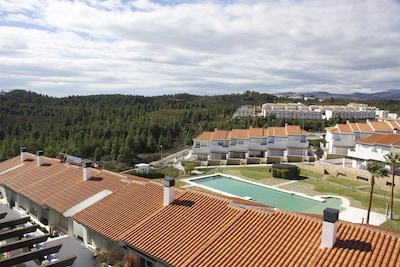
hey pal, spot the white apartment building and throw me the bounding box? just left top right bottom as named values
left=233, top=105, right=256, bottom=118
left=192, top=124, right=312, bottom=164
left=347, top=133, right=400, bottom=175
left=261, top=103, right=377, bottom=121
left=324, top=120, right=400, bottom=157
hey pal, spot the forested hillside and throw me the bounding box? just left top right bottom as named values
left=0, top=90, right=277, bottom=165
left=1, top=90, right=397, bottom=169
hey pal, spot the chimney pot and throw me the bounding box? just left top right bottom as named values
left=36, top=150, right=44, bottom=166
left=324, top=208, right=339, bottom=223
left=163, top=177, right=175, bottom=206
left=21, top=147, right=27, bottom=162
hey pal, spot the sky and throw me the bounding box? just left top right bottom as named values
left=1, top=0, right=400, bottom=98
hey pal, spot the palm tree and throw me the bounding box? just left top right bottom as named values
left=366, top=162, right=387, bottom=224
left=384, top=151, right=400, bottom=220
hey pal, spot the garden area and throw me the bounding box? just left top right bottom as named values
left=185, top=165, right=400, bottom=231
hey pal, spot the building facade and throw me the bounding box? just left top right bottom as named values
left=324, top=120, right=400, bottom=157
left=192, top=124, right=312, bottom=164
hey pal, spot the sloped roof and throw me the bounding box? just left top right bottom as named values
left=115, top=189, right=400, bottom=267
left=356, top=133, right=400, bottom=146
left=337, top=124, right=353, bottom=133
left=230, top=129, right=250, bottom=139
left=2, top=153, right=400, bottom=267
left=369, top=121, right=393, bottom=132
left=386, top=120, right=400, bottom=129
left=357, top=122, right=375, bottom=132
left=193, top=131, right=214, bottom=141
left=212, top=130, right=230, bottom=140
left=193, top=125, right=307, bottom=141
left=248, top=127, right=266, bottom=137
left=286, top=125, right=307, bottom=135
left=0, top=153, right=137, bottom=214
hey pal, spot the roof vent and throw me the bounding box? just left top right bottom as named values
left=82, top=160, right=92, bottom=181
left=163, top=177, right=175, bottom=206
left=21, top=147, right=27, bottom=162
left=36, top=150, right=44, bottom=166
left=321, top=208, right=339, bottom=249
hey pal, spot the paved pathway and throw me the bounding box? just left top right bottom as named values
left=273, top=180, right=298, bottom=188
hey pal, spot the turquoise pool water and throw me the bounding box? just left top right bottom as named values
left=191, top=175, right=342, bottom=214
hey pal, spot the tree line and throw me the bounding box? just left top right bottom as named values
left=1, top=89, right=395, bottom=167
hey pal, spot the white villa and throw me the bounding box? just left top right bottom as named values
left=192, top=124, right=313, bottom=165
left=348, top=133, right=400, bottom=172
left=324, top=120, right=400, bottom=158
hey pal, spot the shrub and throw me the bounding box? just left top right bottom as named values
left=281, top=169, right=290, bottom=179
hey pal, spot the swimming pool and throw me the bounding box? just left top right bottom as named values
left=187, top=174, right=343, bottom=214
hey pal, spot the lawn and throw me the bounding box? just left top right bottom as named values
left=214, top=166, right=400, bottom=231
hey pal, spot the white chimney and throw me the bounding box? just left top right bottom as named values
left=163, top=177, right=175, bottom=206
left=21, top=147, right=27, bottom=162
left=82, top=160, right=92, bottom=181
left=36, top=150, right=44, bottom=166
left=321, top=208, right=339, bottom=249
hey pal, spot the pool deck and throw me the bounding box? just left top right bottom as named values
left=185, top=173, right=388, bottom=226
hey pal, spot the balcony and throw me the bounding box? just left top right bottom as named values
left=210, top=146, right=230, bottom=153
left=287, top=141, right=309, bottom=148
left=229, top=144, right=249, bottom=152
left=332, top=140, right=355, bottom=148
left=192, top=147, right=211, bottom=154
left=348, top=149, right=385, bottom=162
left=267, top=142, right=287, bottom=150
left=248, top=143, right=268, bottom=151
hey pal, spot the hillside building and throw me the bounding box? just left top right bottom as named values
left=324, top=120, right=400, bottom=158
left=261, top=103, right=378, bottom=121
left=192, top=124, right=312, bottom=165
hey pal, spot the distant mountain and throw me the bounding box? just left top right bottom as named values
left=280, top=89, right=400, bottom=100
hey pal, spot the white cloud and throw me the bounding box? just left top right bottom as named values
left=0, top=0, right=400, bottom=97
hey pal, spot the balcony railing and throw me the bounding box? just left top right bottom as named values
left=287, top=141, right=309, bottom=148
left=348, top=150, right=385, bottom=161
left=210, top=146, right=230, bottom=153
left=332, top=140, right=355, bottom=148
left=192, top=147, right=211, bottom=154
left=248, top=143, right=268, bottom=150
left=267, top=142, right=287, bottom=149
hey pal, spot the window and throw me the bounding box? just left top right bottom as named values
left=139, top=257, right=154, bottom=267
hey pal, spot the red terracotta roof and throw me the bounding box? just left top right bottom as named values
left=230, top=129, right=249, bottom=139
left=193, top=131, right=213, bottom=141
left=337, top=124, right=353, bottom=133
left=355, top=133, right=388, bottom=144
left=115, top=189, right=400, bottom=267
left=369, top=121, right=393, bottom=132
left=267, top=127, right=287, bottom=136
left=356, top=122, right=374, bottom=132
left=194, top=125, right=308, bottom=141
left=2, top=154, right=400, bottom=266
left=356, top=133, right=400, bottom=146
left=0, top=154, right=135, bottom=213
left=286, top=125, right=307, bottom=135
left=73, top=181, right=178, bottom=240
left=248, top=127, right=266, bottom=137
left=212, top=130, right=230, bottom=140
